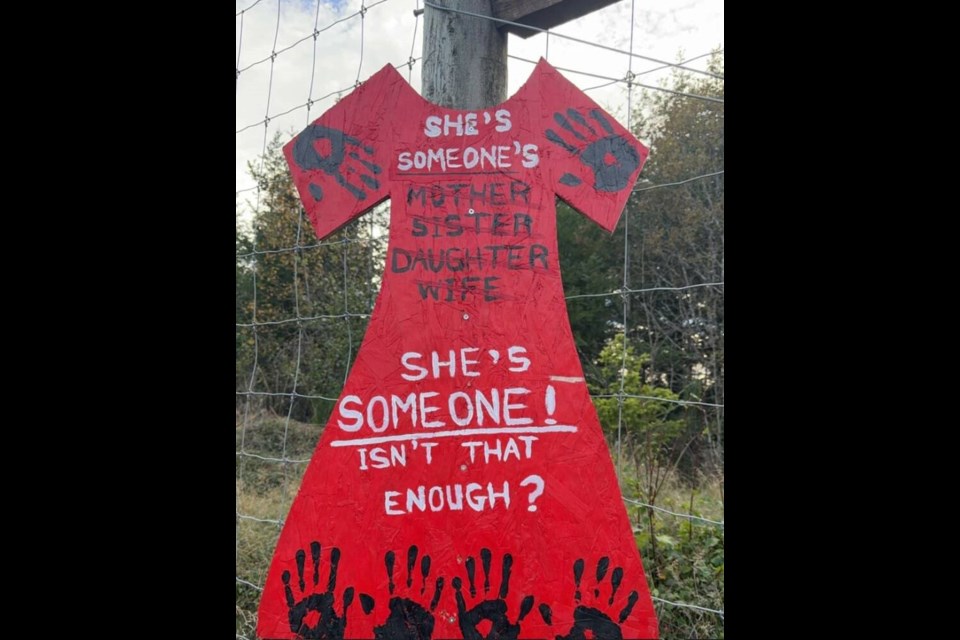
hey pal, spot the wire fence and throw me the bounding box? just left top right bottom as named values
left=236, top=0, right=723, bottom=636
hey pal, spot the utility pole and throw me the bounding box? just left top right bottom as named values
left=422, top=1, right=507, bottom=109
left=421, top=0, right=621, bottom=109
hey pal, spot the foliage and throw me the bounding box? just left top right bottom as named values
left=236, top=133, right=388, bottom=423
left=558, top=51, right=725, bottom=475
left=631, top=477, right=725, bottom=639
left=626, top=53, right=725, bottom=465
left=591, top=332, right=685, bottom=461
left=555, top=200, right=623, bottom=366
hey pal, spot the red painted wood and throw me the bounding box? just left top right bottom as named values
left=257, top=58, right=655, bottom=640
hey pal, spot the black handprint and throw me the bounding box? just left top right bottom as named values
left=373, top=545, right=445, bottom=640
left=537, top=558, right=641, bottom=640
left=292, top=123, right=383, bottom=201
left=281, top=541, right=368, bottom=639
left=545, top=109, right=640, bottom=192
left=452, top=548, right=535, bottom=640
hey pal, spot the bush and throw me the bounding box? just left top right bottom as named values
left=630, top=473, right=725, bottom=638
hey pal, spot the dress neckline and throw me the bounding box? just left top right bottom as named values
left=385, top=56, right=549, bottom=114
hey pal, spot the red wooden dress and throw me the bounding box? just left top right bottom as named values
left=257, top=58, right=657, bottom=640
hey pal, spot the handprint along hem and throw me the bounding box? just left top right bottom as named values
left=257, top=58, right=657, bottom=640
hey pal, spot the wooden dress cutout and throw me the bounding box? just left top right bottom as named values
left=257, top=58, right=658, bottom=640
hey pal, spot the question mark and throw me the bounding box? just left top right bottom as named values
left=519, top=475, right=545, bottom=512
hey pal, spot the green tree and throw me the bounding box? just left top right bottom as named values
left=237, top=207, right=255, bottom=394
left=557, top=52, right=724, bottom=462
left=625, top=52, right=724, bottom=469
left=236, top=133, right=387, bottom=423
left=555, top=201, right=624, bottom=369
left=556, top=53, right=724, bottom=474
left=592, top=333, right=685, bottom=454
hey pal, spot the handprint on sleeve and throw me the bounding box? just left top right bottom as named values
left=292, top=123, right=383, bottom=201
left=545, top=109, right=640, bottom=192
left=281, top=541, right=371, bottom=639
left=452, top=548, right=536, bottom=640
left=373, top=545, right=445, bottom=640
left=537, top=558, right=642, bottom=640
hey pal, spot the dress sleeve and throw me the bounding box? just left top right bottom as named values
left=536, top=59, right=649, bottom=232
left=283, top=64, right=402, bottom=240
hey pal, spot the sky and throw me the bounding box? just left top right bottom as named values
left=235, top=0, right=723, bottom=215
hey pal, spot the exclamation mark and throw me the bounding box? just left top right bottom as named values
left=545, top=385, right=557, bottom=425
